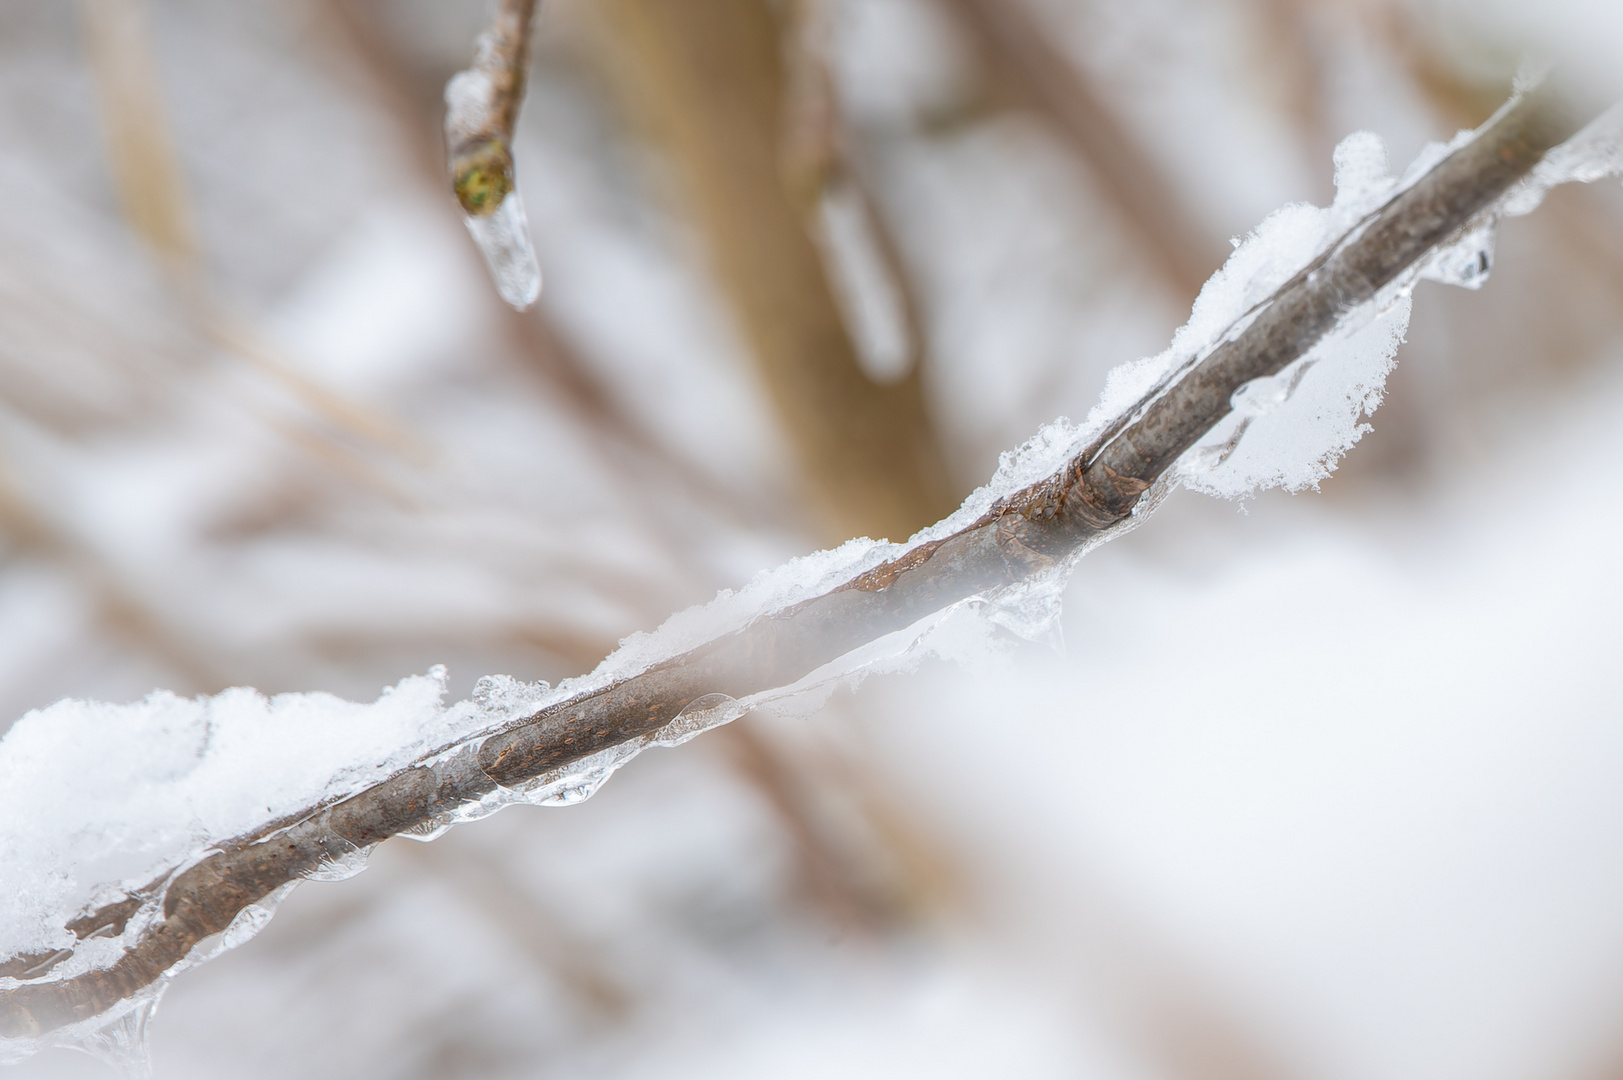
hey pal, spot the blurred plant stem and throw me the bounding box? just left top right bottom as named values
left=397, top=837, right=633, bottom=1020
left=723, top=718, right=961, bottom=931
left=77, top=0, right=196, bottom=269
left=938, top=0, right=1225, bottom=306
left=779, top=0, right=930, bottom=389
left=1244, top=0, right=1336, bottom=201
left=0, top=459, right=232, bottom=694
left=1372, top=1, right=1514, bottom=129
left=76, top=0, right=434, bottom=473
left=586, top=0, right=958, bottom=544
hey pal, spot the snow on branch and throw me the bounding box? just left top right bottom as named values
left=3, top=79, right=1620, bottom=1062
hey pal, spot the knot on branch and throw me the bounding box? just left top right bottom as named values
left=988, top=459, right=1149, bottom=535
left=1064, top=464, right=1150, bottom=531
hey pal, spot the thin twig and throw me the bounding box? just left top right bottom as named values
left=0, top=84, right=1582, bottom=1039
left=320, top=0, right=812, bottom=538
left=446, top=0, right=539, bottom=216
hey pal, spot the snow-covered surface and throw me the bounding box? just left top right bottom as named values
left=2, top=671, right=463, bottom=964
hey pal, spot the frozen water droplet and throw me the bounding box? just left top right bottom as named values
left=654, top=693, right=746, bottom=747
left=1421, top=219, right=1497, bottom=290
left=401, top=816, right=453, bottom=843
left=980, top=571, right=1070, bottom=652
left=1229, top=355, right=1319, bottom=420
left=535, top=764, right=616, bottom=806
left=299, top=834, right=371, bottom=883
left=219, top=899, right=276, bottom=951
left=494, top=740, right=649, bottom=808
left=465, top=193, right=541, bottom=310
left=177, top=882, right=296, bottom=971
left=1184, top=438, right=1238, bottom=474
left=1231, top=378, right=1289, bottom=417
left=70, top=997, right=160, bottom=1080
left=445, top=784, right=512, bottom=825
left=1231, top=372, right=1292, bottom=416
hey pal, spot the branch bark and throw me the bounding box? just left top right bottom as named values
left=0, top=83, right=1583, bottom=1040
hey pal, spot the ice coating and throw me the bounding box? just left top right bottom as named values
left=444, top=33, right=543, bottom=311
left=7, top=96, right=1623, bottom=1068
left=1182, top=101, right=1623, bottom=499
left=0, top=669, right=530, bottom=966
left=463, top=191, right=543, bottom=310
left=0, top=669, right=561, bottom=1068
left=1177, top=130, right=1415, bottom=496
left=72, top=999, right=154, bottom=1079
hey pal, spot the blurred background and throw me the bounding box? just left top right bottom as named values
left=5, top=0, right=1623, bottom=1077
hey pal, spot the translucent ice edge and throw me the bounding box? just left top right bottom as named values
left=5, top=98, right=1622, bottom=1069
left=1178, top=98, right=1623, bottom=498
left=445, top=36, right=543, bottom=311
left=465, top=191, right=542, bottom=311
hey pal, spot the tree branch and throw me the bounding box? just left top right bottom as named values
left=0, top=83, right=1583, bottom=1040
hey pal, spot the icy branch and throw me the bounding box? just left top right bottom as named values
left=2, top=81, right=1613, bottom=1055
left=445, top=0, right=542, bottom=309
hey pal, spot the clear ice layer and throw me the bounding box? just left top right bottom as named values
left=465, top=192, right=542, bottom=311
